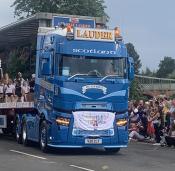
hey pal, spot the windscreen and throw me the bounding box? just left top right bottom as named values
left=59, top=55, right=126, bottom=78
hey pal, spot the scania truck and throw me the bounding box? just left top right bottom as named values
left=0, top=14, right=134, bottom=153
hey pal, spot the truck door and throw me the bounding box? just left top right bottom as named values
left=28, top=35, right=54, bottom=141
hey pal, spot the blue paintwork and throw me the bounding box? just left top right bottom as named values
left=21, top=26, right=134, bottom=150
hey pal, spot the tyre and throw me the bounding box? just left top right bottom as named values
left=105, top=148, right=120, bottom=154
left=22, top=122, right=29, bottom=146
left=40, top=121, right=49, bottom=153
left=2, top=128, right=10, bottom=135
left=15, top=118, right=22, bottom=144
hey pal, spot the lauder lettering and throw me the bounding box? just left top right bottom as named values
left=75, top=28, right=115, bottom=42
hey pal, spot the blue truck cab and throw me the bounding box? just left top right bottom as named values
left=17, top=25, right=134, bottom=153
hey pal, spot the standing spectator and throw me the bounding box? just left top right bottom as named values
left=165, top=120, right=175, bottom=147
left=140, top=111, right=148, bottom=138
left=155, top=100, right=164, bottom=129
left=149, top=100, right=154, bottom=108
left=15, top=72, right=25, bottom=86
left=147, top=108, right=156, bottom=140
left=4, top=80, right=15, bottom=102
left=29, top=74, right=35, bottom=93
left=138, top=100, right=145, bottom=118
left=162, top=99, right=170, bottom=126
left=22, top=81, right=30, bottom=102
left=169, top=99, right=175, bottom=127
left=144, top=101, right=151, bottom=116
left=15, top=80, right=23, bottom=102
left=151, top=107, right=161, bottom=145
left=0, top=80, right=4, bottom=102
left=130, top=102, right=140, bottom=123
left=3, top=73, right=11, bottom=85
left=28, top=74, right=35, bottom=102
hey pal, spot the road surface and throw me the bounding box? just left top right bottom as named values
left=0, top=134, right=175, bottom=171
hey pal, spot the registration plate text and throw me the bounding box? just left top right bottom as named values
left=85, top=139, right=102, bottom=144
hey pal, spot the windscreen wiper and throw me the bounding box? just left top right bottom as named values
left=68, top=74, right=88, bottom=80
left=99, top=75, right=120, bottom=82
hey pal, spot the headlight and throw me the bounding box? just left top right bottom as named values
left=56, top=117, right=70, bottom=126
left=116, top=119, right=127, bottom=126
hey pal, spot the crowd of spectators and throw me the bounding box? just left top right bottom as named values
left=0, top=72, right=35, bottom=103
left=128, top=98, right=175, bottom=147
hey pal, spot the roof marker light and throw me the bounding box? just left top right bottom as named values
left=67, top=24, right=72, bottom=33
left=114, top=27, right=123, bottom=41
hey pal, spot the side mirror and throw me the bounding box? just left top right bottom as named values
left=128, top=57, right=134, bottom=81
left=41, top=55, right=52, bottom=76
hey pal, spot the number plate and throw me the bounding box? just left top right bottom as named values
left=85, top=139, right=102, bottom=144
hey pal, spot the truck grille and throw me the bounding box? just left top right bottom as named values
left=72, top=129, right=114, bottom=137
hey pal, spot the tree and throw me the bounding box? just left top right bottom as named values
left=129, top=78, right=143, bottom=101
left=168, top=70, right=175, bottom=79
left=156, top=56, right=175, bottom=78
left=11, top=0, right=108, bottom=18
left=126, top=43, right=143, bottom=100
left=126, top=43, right=142, bottom=75
left=141, top=67, right=153, bottom=76
left=7, top=46, right=36, bottom=79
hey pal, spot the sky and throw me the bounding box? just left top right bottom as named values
left=0, top=0, right=175, bottom=71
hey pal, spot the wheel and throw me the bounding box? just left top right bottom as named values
left=40, top=121, right=49, bottom=153
left=2, top=128, right=10, bottom=135
left=22, top=122, right=29, bottom=146
left=105, top=148, right=120, bottom=154
left=15, top=118, right=22, bottom=144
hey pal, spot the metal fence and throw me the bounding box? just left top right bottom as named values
left=135, top=75, right=175, bottom=91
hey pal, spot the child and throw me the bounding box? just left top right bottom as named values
left=147, top=108, right=155, bottom=141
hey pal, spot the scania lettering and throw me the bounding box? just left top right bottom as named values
left=0, top=14, right=134, bottom=153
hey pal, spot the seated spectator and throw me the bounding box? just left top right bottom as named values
left=129, top=121, right=146, bottom=141
left=4, top=80, right=15, bottom=102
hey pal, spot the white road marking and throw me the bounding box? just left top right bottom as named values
left=41, top=161, right=57, bottom=164
left=102, top=165, right=109, bottom=170
left=10, top=150, right=47, bottom=160
left=70, top=164, right=95, bottom=171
